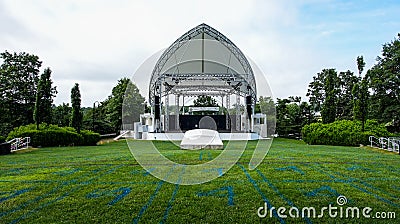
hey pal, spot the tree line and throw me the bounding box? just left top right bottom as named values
left=1, top=33, right=398, bottom=139
left=0, top=51, right=144, bottom=138
left=274, top=33, right=400, bottom=137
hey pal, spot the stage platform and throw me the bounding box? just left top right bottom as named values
left=125, top=131, right=265, bottom=141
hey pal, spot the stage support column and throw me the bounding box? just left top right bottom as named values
left=175, top=94, right=179, bottom=131
left=165, top=95, right=169, bottom=132
left=182, top=96, right=185, bottom=114
left=246, top=95, right=252, bottom=133
left=154, top=83, right=161, bottom=133
left=226, top=94, right=230, bottom=130
left=236, top=94, right=240, bottom=131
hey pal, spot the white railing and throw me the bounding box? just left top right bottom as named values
left=8, top=137, right=31, bottom=152
left=388, top=137, right=400, bottom=153
left=369, top=136, right=399, bottom=153
left=369, top=136, right=380, bottom=148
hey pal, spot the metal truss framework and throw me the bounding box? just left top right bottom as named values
left=148, top=24, right=257, bottom=131
left=149, top=24, right=256, bottom=102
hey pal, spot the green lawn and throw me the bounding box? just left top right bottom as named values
left=0, top=138, right=399, bottom=223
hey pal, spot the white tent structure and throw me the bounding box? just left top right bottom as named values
left=123, top=24, right=270, bottom=142
left=148, top=23, right=257, bottom=133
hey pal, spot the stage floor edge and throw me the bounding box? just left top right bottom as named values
left=141, top=132, right=267, bottom=141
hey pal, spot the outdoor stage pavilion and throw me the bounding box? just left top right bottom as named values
left=126, top=24, right=268, bottom=141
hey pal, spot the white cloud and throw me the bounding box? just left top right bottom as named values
left=1, top=0, right=399, bottom=106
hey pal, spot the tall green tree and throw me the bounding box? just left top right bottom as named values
left=307, top=68, right=358, bottom=122
left=34, top=68, right=57, bottom=129
left=307, top=69, right=338, bottom=123
left=70, top=83, right=83, bottom=133
left=356, top=56, right=366, bottom=77
left=353, top=56, right=368, bottom=131
left=256, top=96, right=276, bottom=135
left=306, top=71, right=326, bottom=112
left=106, top=78, right=145, bottom=133
left=353, top=79, right=369, bottom=131
left=52, top=103, right=72, bottom=127
left=321, top=69, right=338, bottom=124
left=0, top=51, right=42, bottom=135
left=366, top=33, right=400, bottom=127
left=336, top=70, right=359, bottom=120
left=275, top=97, right=313, bottom=137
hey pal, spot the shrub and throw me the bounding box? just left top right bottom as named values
left=301, top=120, right=392, bottom=146
left=7, top=124, right=100, bottom=147
left=0, top=136, right=5, bottom=143
left=80, top=130, right=101, bottom=146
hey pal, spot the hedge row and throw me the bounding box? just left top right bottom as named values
left=7, top=124, right=100, bottom=147
left=0, top=136, right=5, bottom=143
left=301, top=120, right=392, bottom=146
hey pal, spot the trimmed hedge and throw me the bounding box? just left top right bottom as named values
left=7, top=124, right=100, bottom=147
left=80, top=130, right=101, bottom=146
left=301, top=120, right=392, bottom=146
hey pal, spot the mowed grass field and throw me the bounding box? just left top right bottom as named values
left=0, top=138, right=399, bottom=223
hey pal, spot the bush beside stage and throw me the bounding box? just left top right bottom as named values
left=301, top=120, right=393, bottom=146
left=7, top=124, right=100, bottom=147
left=0, top=135, right=5, bottom=143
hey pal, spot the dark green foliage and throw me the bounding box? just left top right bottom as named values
left=275, top=97, right=315, bottom=138
left=307, top=68, right=359, bottom=122
left=115, top=79, right=145, bottom=132
left=366, top=33, right=400, bottom=127
left=306, top=71, right=326, bottom=112
left=356, top=55, right=366, bottom=76
left=79, top=130, right=101, bottom=146
left=256, top=96, right=276, bottom=135
left=70, top=83, right=83, bottom=133
left=336, top=70, right=359, bottom=120
left=7, top=124, right=100, bottom=147
left=52, top=103, right=72, bottom=127
left=353, top=78, right=369, bottom=131
left=193, top=95, right=218, bottom=107
left=0, top=136, right=5, bottom=143
left=301, top=120, right=392, bottom=146
left=34, top=68, right=57, bottom=129
left=0, top=51, right=42, bottom=135
left=107, top=78, right=132, bottom=133
left=86, top=101, right=114, bottom=134
left=321, top=69, right=338, bottom=123
left=7, top=124, right=82, bottom=147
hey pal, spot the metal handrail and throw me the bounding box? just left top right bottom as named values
left=8, top=137, right=31, bottom=151
left=370, top=135, right=400, bottom=154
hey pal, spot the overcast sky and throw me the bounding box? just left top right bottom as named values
left=1, top=0, right=399, bottom=107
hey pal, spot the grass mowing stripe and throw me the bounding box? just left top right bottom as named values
left=311, top=163, right=400, bottom=208
left=1, top=139, right=398, bottom=223
left=107, top=187, right=132, bottom=206
left=132, top=165, right=177, bottom=224
left=256, top=169, right=312, bottom=224
left=9, top=165, right=124, bottom=223
left=237, top=163, right=285, bottom=224
left=160, top=166, right=186, bottom=224
left=0, top=188, right=32, bottom=203
left=328, top=169, right=400, bottom=200
left=196, top=186, right=234, bottom=206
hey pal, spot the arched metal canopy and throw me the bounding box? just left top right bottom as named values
left=149, top=23, right=256, bottom=106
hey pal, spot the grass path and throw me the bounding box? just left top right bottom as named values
left=0, top=138, right=399, bottom=223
